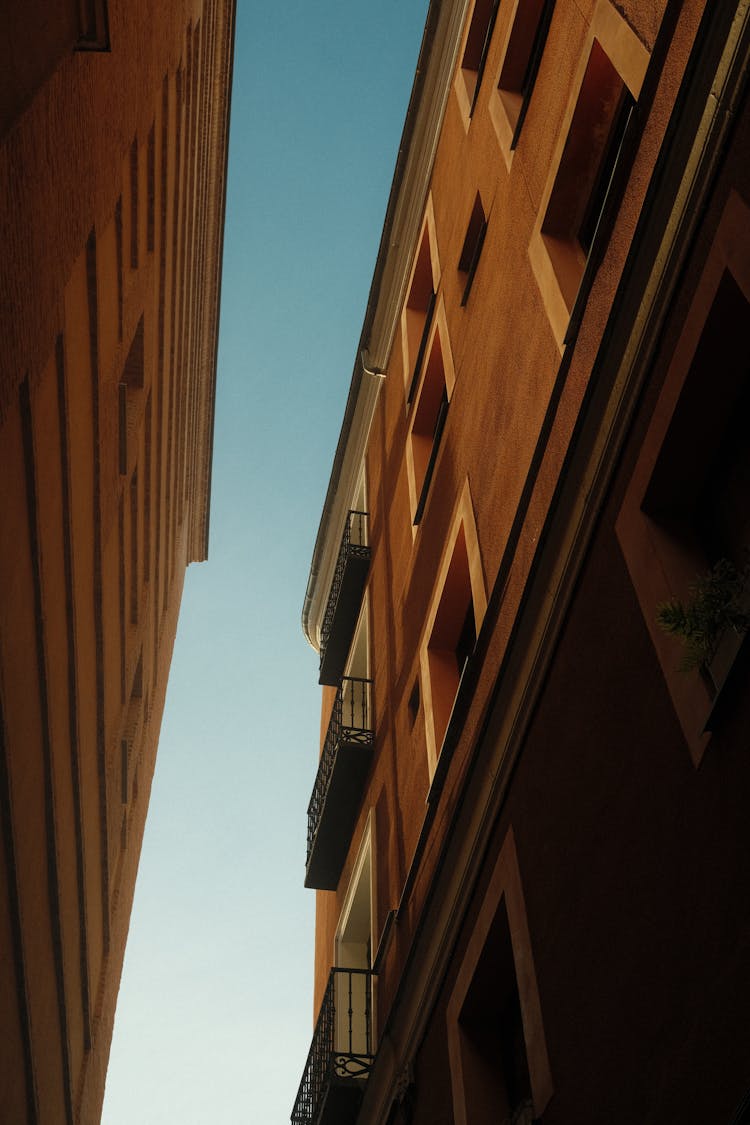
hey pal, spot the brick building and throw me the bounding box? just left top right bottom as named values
left=0, top=2, right=234, bottom=1121
left=294, top=2, right=750, bottom=1124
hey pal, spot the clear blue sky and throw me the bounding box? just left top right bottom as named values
left=102, top=2, right=430, bottom=1121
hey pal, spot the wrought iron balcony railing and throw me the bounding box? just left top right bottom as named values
left=291, top=967, right=376, bottom=1125
left=319, top=510, right=370, bottom=686
left=305, top=677, right=374, bottom=890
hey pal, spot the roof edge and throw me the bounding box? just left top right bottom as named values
left=301, top=0, right=469, bottom=649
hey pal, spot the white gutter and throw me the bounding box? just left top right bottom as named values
left=301, top=0, right=471, bottom=651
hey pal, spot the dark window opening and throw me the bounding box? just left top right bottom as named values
left=643, top=270, right=750, bottom=571
left=407, top=289, right=436, bottom=405
left=411, top=323, right=450, bottom=526
left=642, top=269, right=750, bottom=711
left=405, top=223, right=438, bottom=403
left=498, top=0, right=557, bottom=149
left=577, top=84, right=635, bottom=256
left=462, top=0, right=501, bottom=116
left=459, top=193, right=488, bottom=306
left=427, top=527, right=475, bottom=753
left=540, top=39, right=637, bottom=334
left=414, top=387, right=449, bottom=525
left=458, top=899, right=534, bottom=1125
left=408, top=678, right=421, bottom=727
left=76, top=0, right=110, bottom=50
left=455, top=598, right=477, bottom=678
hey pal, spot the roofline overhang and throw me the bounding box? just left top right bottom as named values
left=301, top=0, right=471, bottom=650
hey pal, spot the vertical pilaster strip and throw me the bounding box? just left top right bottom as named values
left=56, top=335, right=92, bottom=1051
left=155, top=72, right=169, bottom=674
left=19, top=377, right=75, bottom=1125
left=0, top=689, right=38, bottom=1124
left=85, top=231, right=111, bottom=952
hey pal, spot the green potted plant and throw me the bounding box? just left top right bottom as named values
left=656, top=555, right=750, bottom=676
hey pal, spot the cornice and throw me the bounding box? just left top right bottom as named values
left=302, top=0, right=471, bottom=650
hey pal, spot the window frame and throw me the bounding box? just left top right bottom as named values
left=528, top=0, right=648, bottom=349
left=335, top=810, right=377, bottom=1050
left=459, top=192, right=488, bottom=308
left=489, top=0, right=557, bottom=166
left=616, top=190, right=750, bottom=764
left=419, top=481, right=487, bottom=776
left=401, top=195, right=441, bottom=404
left=454, top=0, right=502, bottom=127
left=405, top=294, right=456, bottom=529
left=447, top=827, right=553, bottom=1125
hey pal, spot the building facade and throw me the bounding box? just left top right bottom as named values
left=295, top=2, right=750, bottom=1124
left=0, top=2, right=234, bottom=1121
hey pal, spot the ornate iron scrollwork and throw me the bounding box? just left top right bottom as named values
left=306, top=676, right=374, bottom=863
left=291, top=967, right=376, bottom=1125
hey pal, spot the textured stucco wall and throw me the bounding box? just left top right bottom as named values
left=0, top=1, right=233, bottom=1120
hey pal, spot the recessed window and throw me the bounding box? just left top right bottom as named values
left=76, top=0, right=110, bottom=50
left=406, top=296, right=455, bottom=527
left=457, top=901, right=533, bottom=1123
left=335, top=812, right=376, bottom=1052
left=121, top=654, right=143, bottom=804
left=408, top=325, right=450, bottom=525
left=448, top=828, right=553, bottom=1125
left=528, top=4, right=648, bottom=347
left=542, top=40, right=635, bottom=308
left=642, top=272, right=750, bottom=570
left=407, top=678, right=421, bottom=727
left=456, top=0, right=501, bottom=121
left=420, top=483, right=487, bottom=775
left=118, top=317, right=145, bottom=475
left=490, top=0, right=556, bottom=158
left=459, top=193, right=488, bottom=307
left=616, top=191, right=750, bottom=762
left=402, top=200, right=440, bottom=404
left=426, top=527, right=475, bottom=754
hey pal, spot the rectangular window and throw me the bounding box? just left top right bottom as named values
left=407, top=308, right=453, bottom=527
left=457, top=901, right=533, bottom=1123
left=541, top=41, right=635, bottom=308
left=119, top=317, right=145, bottom=476
left=459, top=193, right=488, bottom=307
left=491, top=0, right=556, bottom=157
left=420, top=482, right=487, bottom=775
left=76, top=0, right=110, bottom=50
left=426, top=526, right=475, bottom=752
left=616, top=192, right=750, bottom=761
left=402, top=197, right=441, bottom=403
left=528, top=3, right=648, bottom=347
left=457, top=0, right=501, bottom=121
left=448, top=828, right=553, bottom=1125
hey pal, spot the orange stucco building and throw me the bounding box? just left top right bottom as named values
left=295, top=2, right=750, bottom=1124
left=0, top=2, right=234, bottom=1121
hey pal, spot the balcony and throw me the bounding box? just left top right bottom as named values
left=291, top=967, right=376, bottom=1125
left=306, top=677, right=374, bottom=890
left=319, top=510, right=370, bottom=686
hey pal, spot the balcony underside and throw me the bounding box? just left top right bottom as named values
left=314, top=1074, right=367, bottom=1125
left=305, top=738, right=373, bottom=890
left=319, top=554, right=370, bottom=686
